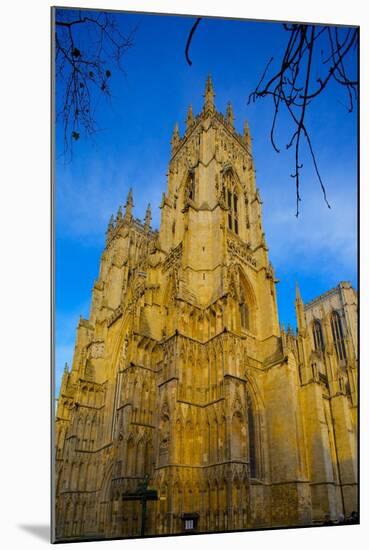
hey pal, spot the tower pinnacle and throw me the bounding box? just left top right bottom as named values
left=171, top=122, right=180, bottom=153
left=295, top=281, right=306, bottom=332
left=243, top=120, right=251, bottom=152
left=295, top=281, right=302, bottom=304
left=144, top=203, right=152, bottom=230
left=105, top=214, right=115, bottom=241
left=203, top=74, right=215, bottom=114
left=124, top=188, right=134, bottom=222
left=116, top=205, right=123, bottom=223
left=186, top=104, right=195, bottom=130
left=226, top=102, right=234, bottom=128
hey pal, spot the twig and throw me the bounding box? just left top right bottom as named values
left=185, top=18, right=202, bottom=66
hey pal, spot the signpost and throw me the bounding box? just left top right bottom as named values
left=122, top=474, right=158, bottom=537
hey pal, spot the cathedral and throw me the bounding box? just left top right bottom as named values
left=54, top=77, right=358, bottom=541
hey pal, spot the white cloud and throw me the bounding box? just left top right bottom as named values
left=263, top=174, right=357, bottom=282
left=56, top=156, right=166, bottom=244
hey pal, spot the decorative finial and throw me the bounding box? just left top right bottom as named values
left=64, top=362, right=69, bottom=373
left=144, top=203, right=152, bottom=229
left=295, top=280, right=306, bottom=333
left=126, top=188, right=133, bottom=207
left=203, top=74, right=215, bottom=114
left=295, top=281, right=303, bottom=303
left=186, top=104, right=195, bottom=130
left=243, top=120, right=251, bottom=151
left=109, top=214, right=114, bottom=226
left=106, top=214, right=114, bottom=239
left=171, top=122, right=180, bottom=153
left=116, top=205, right=123, bottom=223
left=124, top=188, right=134, bottom=222
left=226, top=102, right=234, bottom=128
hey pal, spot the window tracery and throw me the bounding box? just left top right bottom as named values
left=331, top=311, right=346, bottom=361
left=312, top=320, right=324, bottom=351
left=185, top=171, right=195, bottom=203
left=223, top=170, right=239, bottom=235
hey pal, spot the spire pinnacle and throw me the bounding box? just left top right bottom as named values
left=106, top=214, right=115, bottom=240
left=144, top=203, right=152, bottom=229
left=295, top=280, right=303, bottom=303
left=203, top=74, right=215, bottom=114
left=64, top=362, right=69, bottom=373
left=243, top=120, right=251, bottom=151
left=124, top=188, right=134, bottom=222
left=226, top=102, right=234, bottom=128
left=186, top=104, right=195, bottom=130
left=295, top=280, right=306, bottom=333
left=171, top=122, right=181, bottom=153
left=126, top=188, right=133, bottom=207
left=116, top=205, right=123, bottom=223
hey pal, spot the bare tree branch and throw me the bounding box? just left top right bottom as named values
left=55, top=10, right=135, bottom=155
left=248, top=24, right=358, bottom=216
left=185, top=18, right=202, bottom=66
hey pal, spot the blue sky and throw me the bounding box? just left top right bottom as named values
left=55, top=10, right=358, bottom=395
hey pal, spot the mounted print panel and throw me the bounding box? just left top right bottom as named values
left=52, top=6, right=358, bottom=543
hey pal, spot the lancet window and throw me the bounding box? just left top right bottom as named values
left=223, top=169, right=239, bottom=235
left=185, top=171, right=195, bottom=203
left=312, top=320, right=324, bottom=352
left=331, top=310, right=346, bottom=361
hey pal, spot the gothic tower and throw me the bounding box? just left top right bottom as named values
left=54, top=77, right=357, bottom=541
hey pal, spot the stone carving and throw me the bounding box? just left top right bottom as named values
left=107, top=305, right=123, bottom=327
left=227, top=236, right=256, bottom=268
left=89, top=341, right=105, bottom=359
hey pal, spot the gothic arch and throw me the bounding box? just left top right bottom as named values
left=221, top=164, right=243, bottom=192
left=222, top=167, right=242, bottom=234
left=330, top=309, right=347, bottom=361
left=312, top=318, right=325, bottom=352
left=183, top=169, right=196, bottom=203
left=237, top=266, right=257, bottom=334
left=244, top=374, right=265, bottom=480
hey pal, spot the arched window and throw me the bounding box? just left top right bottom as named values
left=331, top=311, right=346, bottom=361
left=223, top=170, right=239, bottom=235
left=312, top=320, right=324, bottom=351
left=186, top=171, right=195, bottom=202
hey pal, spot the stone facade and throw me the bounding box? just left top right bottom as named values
left=54, top=77, right=358, bottom=541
